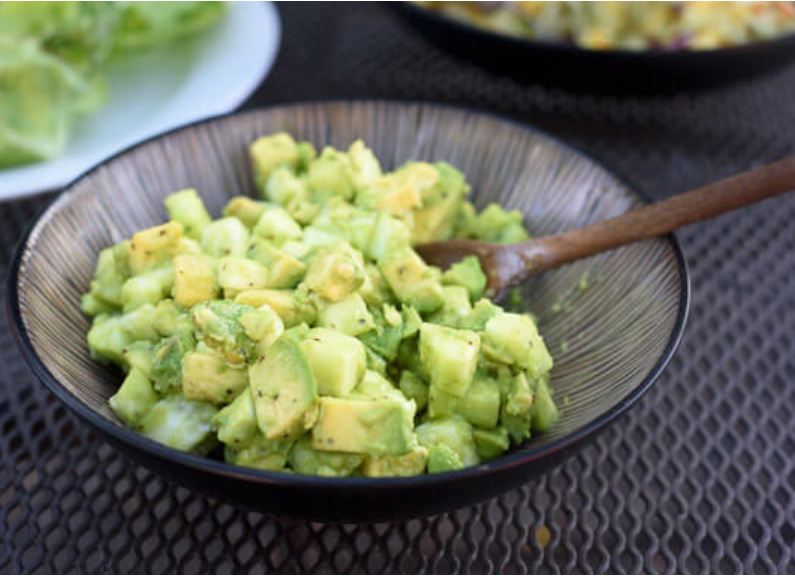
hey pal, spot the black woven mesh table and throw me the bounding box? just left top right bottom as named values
left=2, top=3, right=795, bottom=573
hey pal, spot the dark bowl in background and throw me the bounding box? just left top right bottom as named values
left=8, top=101, right=689, bottom=521
left=390, top=2, right=795, bottom=93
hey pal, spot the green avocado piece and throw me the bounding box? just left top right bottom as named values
left=122, top=341, right=154, bottom=379
left=427, top=373, right=500, bottom=429
left=288, top=436, right=362, bottom=477
left=419, top=323, right=480, bottom=397
left=411, top=162, right=470, bottom=244
left=398, top=371, right=429, bottom=412
left=304, top=242, right=365, bottom=302
left=230, top=434, right=294, bottom=472
left=191, top=300, right=257, bottom=364
left=138, top=395, right=217, bottom=454
left=200, top=217, right=250, bottom=259
left=441, top=256, right=487, bottom=301
left=165, top=189, right=212, bottom=240
left=482, top=312, right=553, bottom=378
left=181, top=351, right=248, bottom=404
left=316, top=293, right=375, bottom=336
left=213, top=388, right=258, bottom=447
left=416, top=417, right=478, bottom=471
left=222, top=196, right=270, bottom=228
left=426, top=444, right=462, bottom=474
left=151, top=335, right=187, bottom=393
left=531, top=377, right=559, bottom=433
left=249, top=340, right=318, bottom=440
left=378, top=247, right=444, bottom=313
left=247, top=238, right=306, bottom=289
left=473, top=427, right=510, bottom=460
left=109, top=368, right=159, bottom=427
left=312, top=397, right=416, bottom=457
left=426, top=285, right=472, bottom=329
left=299, top=328, right=366, bottom=397
left=362, top=446, right=428, bottom=477
left=250, top=132, right=304, bottom=190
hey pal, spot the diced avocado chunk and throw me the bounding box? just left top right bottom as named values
left=109, top=368, right=159, bottom=427
left=426, top=444, right=462, bottom=474
left=182, top=351, right=248, bottom=404
left=235, top=288, right=316, bottom=328
left=365, top=348, right=388, bottom=376
left=230, top=435, right=293, bottom=471
left=482, top=313, right=553, bottom=377
left=289, top=436, right=362, bottom=477
left=304, top=242, right=365, bottom=302
left=458, top=299, right=502, bottom=331
left=398, top=371, right=429, bottom=412
left=86, top=242, right=130, bottom=308
left=299, top=328, right=366, bottom=397
left=316, top=293, right=374, bottom=336
left=441, top=256, right=487, bottom=301
left=359, top=263, right=394, bottom=307
left=249, top=340, right=318, bottom=440
left=358, top=307, right=403, bottom=361
left=151, top=336, right=187, bottom=393
left=419, top=323, right=480, bottom=397
left=191, top=300, right=257, bottom=364
left=81, top=293, right=118, bottom=317
left=416, top=417, right=478, bottom=471
left=347, top=139, right=382, bottom=189
left=213, top=388, right=257, bottom=446
left=129, top=222, right=184, bottom=274
left=531, top=377, right=559, bottom=433
left=253, top=207, right=302, bottom=245
left=138, top=395, right=217, bottom=454
left=172, top=254, right=219, bottom=308
left=165, top=189, right=212, bottom=240
left=428, top=374, right=500, bottom=429
left=411, top=162, right=470, bottom=244
left=264, top=165, right=310, bottom=208
left=312, top=397, right=415, bottom=457
left=217, top=257, right=270, bottom=298
left=121, top=266, right=174, bottom=312
left=366, top=212, right=411, bottom=262
left=307, top=146, right=356, bottom=201
left=200, top=217, right=250, bottom=259
left=456, top=201, right=530, bottom=244
left=353, top=370, right=410, bottom=406
left=500, top=372, right=535, bottom=443
left=223, top=196, right=269, bottom=228
left=379, top=247, right=444, bottom=313
left=427, top=285, right=472, bottom=328
left=153, top=300, right=194, bottom=343
left=87, top=305, right=159, bottom=365
left=250, top=132, right=303, bottom=190
left=362, top=446, right=428, bottom=477
left=473, top=427, right=510, bottom=460
left=122, top=341, right=154, bottom=379
left=247, top=238, right=306, bottom=288
left=239, top=305, right=284, bottom=354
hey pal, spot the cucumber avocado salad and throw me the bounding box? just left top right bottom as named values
left=82, top=133, right=559, bottom=477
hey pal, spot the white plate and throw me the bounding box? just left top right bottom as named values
left=0, top=1, right=280, bottom=201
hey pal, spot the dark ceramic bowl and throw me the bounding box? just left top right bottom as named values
left=8, top=101, right=689, bottom=521
left=390, top=2, right=795, bottom=92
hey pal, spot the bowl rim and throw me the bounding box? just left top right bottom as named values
left=393, top=1, right=795, bottom=59
left=7, top=99, right=690, bottom=490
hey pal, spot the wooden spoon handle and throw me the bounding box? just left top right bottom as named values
left=525, top=155, right=795, bottom=272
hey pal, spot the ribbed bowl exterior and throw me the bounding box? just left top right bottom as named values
left=10, top=101, right=688, bottom=517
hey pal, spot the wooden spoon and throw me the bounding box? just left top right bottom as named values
left=417, top=155, right=795, bottom=297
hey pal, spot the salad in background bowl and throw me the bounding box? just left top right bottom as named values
left=0, top=1, right=280, bottom=199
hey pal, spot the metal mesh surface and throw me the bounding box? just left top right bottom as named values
left=2, top=3, right=795, bottom=573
